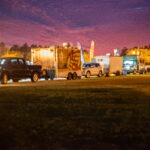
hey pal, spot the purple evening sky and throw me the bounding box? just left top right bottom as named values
left=0, top=0, right=150, bottom=55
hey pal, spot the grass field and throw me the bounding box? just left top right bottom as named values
left=0, top=75, right=150, bottom=150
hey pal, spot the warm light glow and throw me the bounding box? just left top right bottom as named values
left=106, top=53, right=111, bottom=56
left=39, top=50, right=53, bottom=58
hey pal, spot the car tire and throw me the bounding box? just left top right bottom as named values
left=86, top=71, right=90, bottom=78
left=98, top=71, right=103, bottom=77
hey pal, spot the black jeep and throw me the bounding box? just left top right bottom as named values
left=0, top=57, right=43, bottom=84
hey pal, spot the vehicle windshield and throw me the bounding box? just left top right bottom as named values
left=83, top=64, right=90, bottom=68
left=83, top=63, right=98, bottom=68
left=82, top=64, right=87, bottom=68
left=0, top=58, right=7, bottom=65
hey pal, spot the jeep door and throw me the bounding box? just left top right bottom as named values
left=17, top=58, right=30, bottom=78
left=8, top=58, right=20, bottom=78
left=8, top=58, right=28, bottom=79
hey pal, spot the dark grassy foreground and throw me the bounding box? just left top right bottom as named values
left=0, top=76, right=150, bottom=150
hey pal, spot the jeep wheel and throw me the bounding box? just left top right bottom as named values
left=45, top=76, right=49, bottom=80
left=31, top=72, right=39, bottom=82
left=86, top=71, right=90, bottom=78
left=1, top=73, right=8, bottom=84
left=13, top=79, right=19, bottom=82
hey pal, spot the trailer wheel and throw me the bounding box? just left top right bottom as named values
left=86, top=71, right=90, bottom=78
left=1, top=73, right=8, bottom=84
left=50, top=75, right=54, bottom=80
left=105, top=73, right=109, bottom=77
left=67, top=73, right=72, bottom=80
left=116, top=70, right=121, bottom=76
left=50, top=72, right=55, bottom=80
left=31, top=72, right=39, bottom=82
left=78, top=76, right=81, bottom=79
left=72, top=72, right=77, bottom=80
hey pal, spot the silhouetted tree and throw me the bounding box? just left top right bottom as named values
left=133, top=46, right=138, bottom=49
left=31, top=44, right=38, bottom=48
left=10, top=44, right=20, bottom=52
left=0, top=42, right=7, bottom=57
left=144, top=45, right=149, bottom=49
left=120, top=47, right=128, bottom=56
left=38, top=45, right=42, bottom=48
left=20, top=43, right=31, bottom=59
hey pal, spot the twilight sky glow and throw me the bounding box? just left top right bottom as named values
left=0, top=0, right=150, bottom=55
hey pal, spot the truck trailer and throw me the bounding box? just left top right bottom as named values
left=92, top=56, right=123, bottom=76
left=31, top=45, right=82, bottom=80
left=109, top=56, right=123, bottom=76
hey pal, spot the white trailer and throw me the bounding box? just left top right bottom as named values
left=92, top=55, right=123, bottom=76
left=109, top=56, right=123, bottom=75
left=31, top=45, right=82, bottom=80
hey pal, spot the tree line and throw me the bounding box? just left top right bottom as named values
left=0, top=42, right=150, bottom=60
left=0, top=42, right=47, bottom=60
left=0, top=42, right=90, bottom=60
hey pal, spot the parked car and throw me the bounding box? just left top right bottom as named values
left=0, top=57, right=43, bottom=84
left=82, top=62, right=103, bottom=78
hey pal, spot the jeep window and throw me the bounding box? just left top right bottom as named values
left=0, top=58, right=7, bottom=65
left=18, top=59, right=24, bottom=65
left=91, top=64, right=95, bottom=68
left=10, top=58, right=18, bottom=65
left=83, top=64, right=87, bottom=68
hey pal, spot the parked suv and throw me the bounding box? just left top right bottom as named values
left=82, top=62, right=103, bottom=78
